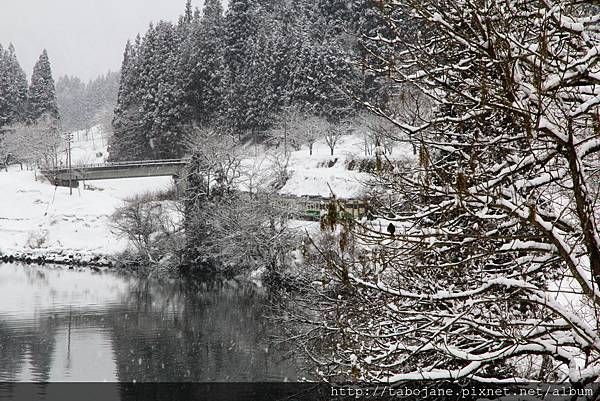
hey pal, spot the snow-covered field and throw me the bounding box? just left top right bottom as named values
left=279, top=137, right=372, bottom=199
left=0, top=156, right=173, bottom=258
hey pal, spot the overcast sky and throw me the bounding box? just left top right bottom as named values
left=0, top=0, right=224, bottom=82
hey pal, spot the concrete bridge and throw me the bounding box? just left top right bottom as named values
left=40, top=158, right=190, bottom=187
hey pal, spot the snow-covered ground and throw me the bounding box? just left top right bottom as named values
left=245, top=134, right=416, bottom=199
left=279, top=137, right=372, bottom=199
left=0, top=167, right=173, bottom=257
left=59, top=125, right=110, bottom=166
left=0, top=126, right=173, bottom=257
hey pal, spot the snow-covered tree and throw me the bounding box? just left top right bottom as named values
left=0, top=44, right=28, bottom=128
left=110, top=38, right=147, bottom=160
left=108, top=0, right=363, bottom=157
left=184, top=126, right=242, bottom=200
left=27, top=49, right=59, bottom=123
left=182, top=126, right=296, bottom=276
left=224, top=0, right=258, bottom=76
left=138, top=21, right=187, bottom=158
left=353, top=111, right=398, bottom=156
left=270, top=108, right=329, bottom=156
left=179, top=0, right=226, bottom=126
left=3, top=115, right=62, bottom=167
left=84, top=71, right=119, bottom=128
left=294, top=0, right=600, bottom=384
left=56, top=75, right=88, bottom=131
left=324, top=120, right=347, bottom=156
left=111, top=20, right=188, bottom=161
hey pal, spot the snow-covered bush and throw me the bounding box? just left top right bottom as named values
left=26, top=229, right=49, bottom=249
left=110, top=192, right=183, bottom=269
left=183, top=192, right=298, bottom=281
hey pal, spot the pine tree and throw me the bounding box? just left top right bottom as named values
left=223, top=0, right=261, bottom=137
left=7, top=44, right=28, bottom=124
left=224, top=0, right=258, bottom=75
left=0, top=44, right=28, bottom=128
left=109, top=39, right=151, bottom=161
left=28, top=49, right=59, bottom=123
left=57, top=71, right=119, bottom=132
left=138, top=21, right=187, bottom=158
left=56, top=75, right=88, bottom=131
left=318, top=0, right=356, bottom=34
left=184, top=0, right=193, bottom=25
left=107, top=0, right=362, bottom=155
left=180, top=0, right=226, bottom=126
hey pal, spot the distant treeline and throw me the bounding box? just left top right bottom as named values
left=0, top=44, right=119, bottom=167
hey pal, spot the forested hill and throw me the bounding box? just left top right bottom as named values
left=109, top=0, right=389, bottom=161
left=56, top=72, right=120, bottom=133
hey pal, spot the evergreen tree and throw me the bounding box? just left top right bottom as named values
left=184, top=0, right=193, bottom=25
left=223, top=0, right=261, bottom=137
left=138, top=21, right=187, bottom=158
left=224, top=0, right=258, bottom=74
left=318, top=0, right=357, bottom=34
left=109, top=38, right=150, bottom=161
left=0, top=44, right=28, bottom=128
left=180, top=0, right=226, bottom=126
left=28, top=49, right=59, bottom=122
left=0, top=44, right=11, bottom=128
left=285, top=3, right=356, bottom=121
left=108, top=0, right=364, bottom=156
left=84, top=71, right=120, bottom=125
left=57, top=71, right=119, bottom=132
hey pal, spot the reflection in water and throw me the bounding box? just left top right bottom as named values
left=0, top=263, right=297, bottom=382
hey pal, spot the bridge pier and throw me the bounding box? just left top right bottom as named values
left=52, top=178, right=80, bottom=188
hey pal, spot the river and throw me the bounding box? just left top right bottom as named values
left=0, top=263, right=297, bottom=382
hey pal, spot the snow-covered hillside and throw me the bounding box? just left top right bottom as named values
left=247, top=134, right=417, bottom=199
left=59, top=125, right=110, bottom=166
left=0, top=167, right=173, bottom=257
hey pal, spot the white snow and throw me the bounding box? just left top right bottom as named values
left=59, top=125, right=110, bottom=166
left=0, top=166, right=173, bottom=256
left=0, top=127, right=173, bottom=257
left=244, top=134, right=415, bottom=199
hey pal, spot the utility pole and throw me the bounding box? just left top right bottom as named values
left=284, top=118, right=288, bottom=158
left=283, top=105, right=290, bottom=158
left=66, top=132, right=73, bottom=196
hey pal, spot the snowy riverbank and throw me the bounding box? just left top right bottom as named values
left=0, top=167, right=173, bottom=261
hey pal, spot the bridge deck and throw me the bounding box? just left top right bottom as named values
left=40, top=158, right=190, bottom=185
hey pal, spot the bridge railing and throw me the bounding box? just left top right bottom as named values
left=41, top=158, right=191, bottom=172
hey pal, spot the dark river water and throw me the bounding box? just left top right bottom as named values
left=0, top=263, right=297, bottom=382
